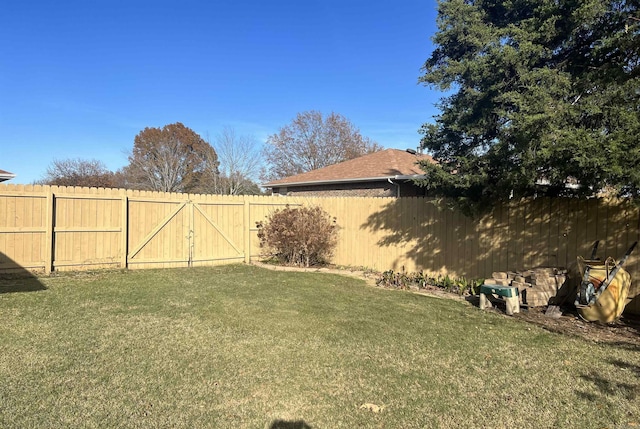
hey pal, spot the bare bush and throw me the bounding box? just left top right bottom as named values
left=256, top=206, right=338, bottom=267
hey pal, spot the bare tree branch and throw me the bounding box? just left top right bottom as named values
left=262, top=111, right=383, bottom=181
left=200, top=126, right=263, bottom=195
left=39, top=158, right=116, bottom=188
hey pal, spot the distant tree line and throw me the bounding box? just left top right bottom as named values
left=39, top=112, right=382, bottom=194
left=40, top=122, right=264, bottom=195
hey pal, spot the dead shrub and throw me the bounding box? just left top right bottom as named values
left=256, top=205, right=338, bottom=267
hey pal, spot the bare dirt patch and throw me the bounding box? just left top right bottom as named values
left=512, top=306, right=640, bottom=347
left=462, top=293, right=640, bottom=347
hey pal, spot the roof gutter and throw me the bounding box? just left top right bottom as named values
left=0, top=172, right=16, bottom=182
left=263, top=174, right=425, bottom=188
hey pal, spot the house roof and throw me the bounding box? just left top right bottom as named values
left=0, top=169, right=15, bottom=182
left=264, top=149, right=435, bottom=187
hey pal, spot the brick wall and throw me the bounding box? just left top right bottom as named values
left=272, top=181, right=426, bottom=197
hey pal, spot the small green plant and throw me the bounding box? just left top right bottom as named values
left=454, top=277, right=482, bottom=296
left=468, top=279, right=482, bottom=295
left=376, top=270, right=395, bottom=288
left=376, top=267, right=411, bottom=289
left=455, top=277, right=469, bottom=296
left=375, top=270, right=483, bottom=296
left=412, top=271, right=429, bottom=289
left=443, top=275, right=455, bottom=292
left=433, top=275, right=443, bottom=288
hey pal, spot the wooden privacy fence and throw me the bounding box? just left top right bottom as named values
left=1, top=184, right=640, bottom=313
left=0, top=185, right=301, bottom=272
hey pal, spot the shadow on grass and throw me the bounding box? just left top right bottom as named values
left=578, top=372, right=639, bottom=402
left=620, top=313, right=640, bottom=337
left=577, top=358, right=640, bottom=403
left=0, top=252, right=46, bottom=294
left=269, top=420, right=312, bottom=429
left=609, top=359, right=640, bottom=377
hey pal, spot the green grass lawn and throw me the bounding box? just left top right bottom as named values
left=0, top=264, right=639, bottom=429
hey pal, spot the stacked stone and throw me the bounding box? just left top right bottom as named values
left=484, top=268, right=568, bottom=307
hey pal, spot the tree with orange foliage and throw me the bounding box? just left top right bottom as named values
left=123, top=122, right=219, bottom=193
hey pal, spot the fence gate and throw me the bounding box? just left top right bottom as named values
left=126, top=198, right=245, bottom=269
left=189, top=200, right=245, bottom=266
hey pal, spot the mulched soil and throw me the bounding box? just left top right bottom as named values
left=464, top=294, right=640, bottom=347
left=513, top=306, right=640, bottom=347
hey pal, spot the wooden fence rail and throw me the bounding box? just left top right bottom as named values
left=1, top=183, right=639, bottom=313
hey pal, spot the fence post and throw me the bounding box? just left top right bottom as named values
left=121, top=191, right=128, bottom=269
left=244, top=198, right=251, bottom=264
left=44, top=187, right=54, bottom=274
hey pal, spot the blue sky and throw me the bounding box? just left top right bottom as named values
left=1, top=0, right=441, bottom=184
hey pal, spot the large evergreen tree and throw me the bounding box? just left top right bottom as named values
left=418, top=0, right=640, bottom=207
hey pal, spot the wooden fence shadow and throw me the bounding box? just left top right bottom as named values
left=0, top=252, right=47, bottom=294
left=361, top=197, right=491, bottom=278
